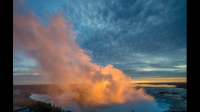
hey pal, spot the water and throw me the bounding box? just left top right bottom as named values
left=30, top=93, right=81, bottom=111
left=30, top=92, right=169, bottom=112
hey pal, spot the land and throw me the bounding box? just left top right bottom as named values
left=13, top=83, right=187, bottom=112
left=138, top=82, right=187, bottom=89
left=13, top=88, right=71, bottom=112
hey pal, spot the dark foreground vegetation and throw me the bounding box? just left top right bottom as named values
left=13, top=91, right=71, bottom=112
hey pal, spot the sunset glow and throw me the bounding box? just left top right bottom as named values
left=13, top=0, right=186, bottom=111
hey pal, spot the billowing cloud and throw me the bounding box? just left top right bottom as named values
left=13, top=1, right=153, bottom=106
left=14, top=0, right=187, bottom=81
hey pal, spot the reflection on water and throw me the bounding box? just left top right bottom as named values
left=30, top=92, right=169, bottom=112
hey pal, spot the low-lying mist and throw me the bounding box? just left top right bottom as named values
left=30, top=92, right=166, bottom=112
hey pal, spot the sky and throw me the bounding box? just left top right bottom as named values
left=13, top=0, right=187, bottom=85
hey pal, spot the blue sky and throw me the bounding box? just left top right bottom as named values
left=13, top=0, right=186, bottom=84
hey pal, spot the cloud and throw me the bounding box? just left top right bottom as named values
left=13, top=0, right=154, bottom=106
left=174, top=65, right=187, bottom=68
left=58, top=0, right=187, bottom=78
left=14, top=0, right=186, bottom=83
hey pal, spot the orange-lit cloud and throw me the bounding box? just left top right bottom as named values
left=130, top=77, right=187, bottom=83
left=13, top=1, right=153, bottom=106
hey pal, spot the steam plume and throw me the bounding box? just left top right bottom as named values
left=13, top=1, right=153, bottom=106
